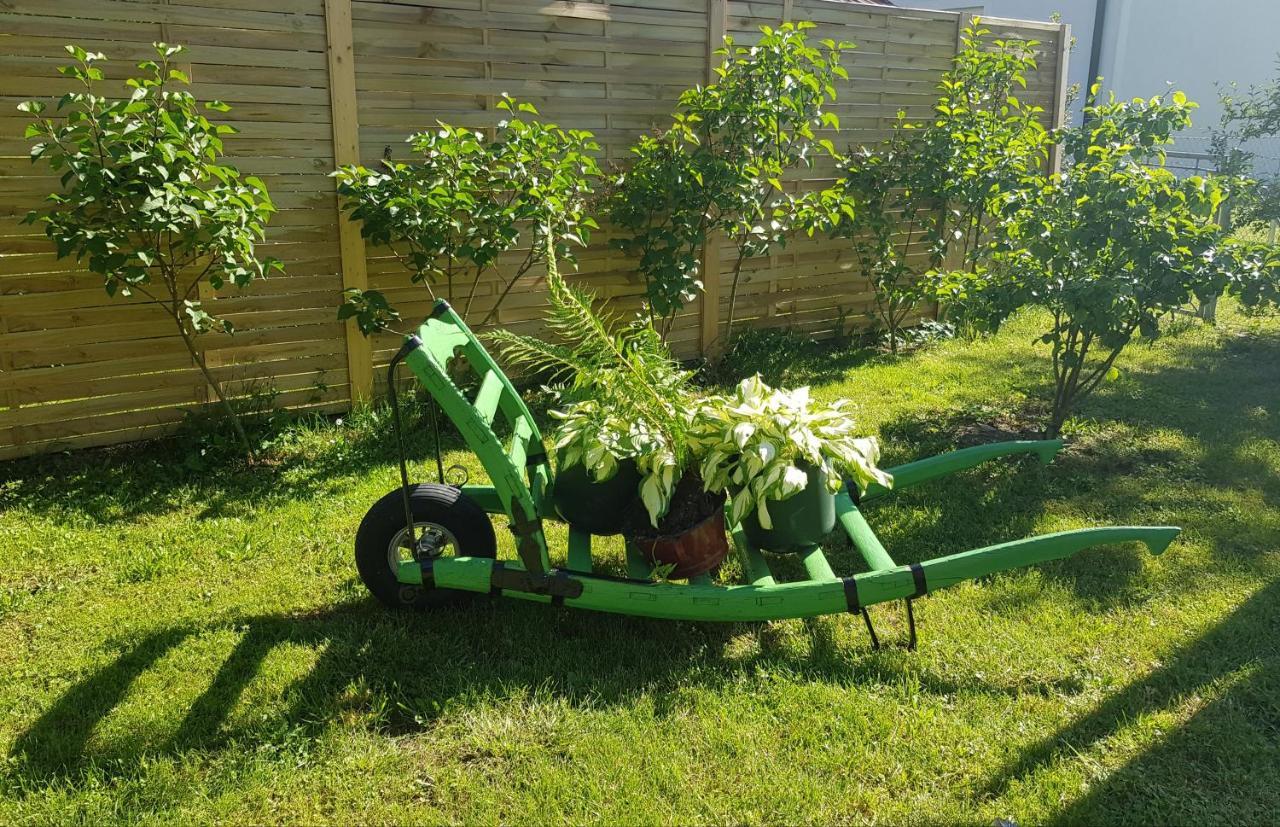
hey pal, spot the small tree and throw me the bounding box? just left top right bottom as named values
left=939, top=91, right=1280, bottom=438
left=611, top=22, right=851, bottom=342
left=801, top=127, right=945, bottom=352
left=1211, top=57, right=1280, bottom=230
left=21, top=44, right=282, bottom=459
left=333, top=97, right=601, bottom=335
left=931, top=22, right=1050, bottom=274
left=800, top=21, right=1049, bottom=352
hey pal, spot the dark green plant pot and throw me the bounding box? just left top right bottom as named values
left=739, top=463, right=836, bottom=554
left=551, top=455, right=641, bottom=536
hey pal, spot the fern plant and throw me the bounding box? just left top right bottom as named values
left=487, top=233, right=697, bottom=526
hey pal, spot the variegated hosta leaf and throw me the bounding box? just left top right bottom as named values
left=693, top=372, right=891, bottom=526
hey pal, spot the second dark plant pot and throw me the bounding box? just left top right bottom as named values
left=551, top=455, right=642, bottom=536
left=739, top=462, right=836, bottom=554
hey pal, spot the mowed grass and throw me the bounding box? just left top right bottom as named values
left=1, top=306, right=1277, bottom=825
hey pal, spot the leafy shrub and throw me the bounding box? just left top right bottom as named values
left=938, top=90, right=1280, bottom=437
left=334, top=96, right=601, bottom=334
left=1212, top=61, right=1280, bottom=230
left=21, top=44, right=283, bottom=459
left=610, top=22, right=851, bottom=341
left=800, top=21, right=1048, bottom=352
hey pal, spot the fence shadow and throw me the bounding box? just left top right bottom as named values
left=0, top=397, right=474, bottom=526
left=983, top=577, right=1280, bottom=824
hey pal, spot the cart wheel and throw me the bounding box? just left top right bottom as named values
left=355, top=483, right=497, bottom=611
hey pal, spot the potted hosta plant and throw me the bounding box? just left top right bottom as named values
left=545, top=399, right=642, bottom=536
left=691, top=376, right=892, bottom=553
left=489, top=240, right=730, bottom=577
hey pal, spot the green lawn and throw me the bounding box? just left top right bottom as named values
left=2, top=306, right=1278, bottom=825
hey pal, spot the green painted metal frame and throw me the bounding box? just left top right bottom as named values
left=388, top=301, right=1181, bottom=623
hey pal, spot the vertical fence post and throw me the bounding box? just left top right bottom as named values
left=699, top=0, right=728, bottom=358
left=1048, top=22, right=1072, bottom=174
left=324, top=0, right=373, bottom=403
left=0, top=313, right=18, bottom=454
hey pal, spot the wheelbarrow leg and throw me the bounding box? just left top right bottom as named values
left=860, top=607, right=880, bottom=649
left=857, top=601, right=917, bottom=651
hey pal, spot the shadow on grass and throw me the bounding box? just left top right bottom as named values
left=0, top=395, right=474, bottom=526
left=10, top=588, right=1071, bottom=791
left=983, top=577, right=1280, bottom=824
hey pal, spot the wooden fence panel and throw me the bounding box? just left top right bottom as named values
left=0, top=0, right=1066, bottom=459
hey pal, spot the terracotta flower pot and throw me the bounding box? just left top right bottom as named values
left=628, top=487, right=729, bottom=580
left=551, top=454, right=641, bottom=536
left=630, top=507, right=730, bottom=580
left=739, top=462, right=836, bottom=554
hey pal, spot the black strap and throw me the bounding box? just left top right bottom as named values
left=489, top=561, right=506, bottom=595
left=909, top=563, right=928, bottom=599
left=842, top=577, right=862, bottom=612
left=508, top=500, right=547, bottom=576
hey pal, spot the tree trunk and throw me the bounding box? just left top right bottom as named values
left=1044, top=407, right=1066, bottom=440
left=177, top=323, right=257, bottom=462
left=722, top=244, right=750, bottom=348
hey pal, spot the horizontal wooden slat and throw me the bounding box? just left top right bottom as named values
left=0, top=0, right=1064, bottom=459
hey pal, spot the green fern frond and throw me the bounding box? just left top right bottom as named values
left=485, top=329, right=585, bottom=382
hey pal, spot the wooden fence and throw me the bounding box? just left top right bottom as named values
left=0, top=0, right=1069, bottom=460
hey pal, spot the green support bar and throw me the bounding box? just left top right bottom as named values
left=624, top=541, right=653, bottom=580
left=730, top=522, right=776, bottom=586
left=460, top=485, right=503, bottom=514
left=862, top=439, right=1063, bottom=502
left=835, top=492, right=896, bottom=571
left=798, top=547, right=838, bottom=582
left=567, top=527, right=593, bottom=573
left=401, top=525, right=1178, bottom=623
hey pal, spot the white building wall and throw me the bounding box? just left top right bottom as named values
left=1095, top=0, right=1280, bottom=163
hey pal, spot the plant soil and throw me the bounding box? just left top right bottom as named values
left=624, top=470, right=724, bottom=539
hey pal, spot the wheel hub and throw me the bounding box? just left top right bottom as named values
left=387, top=521, right=458, bottom=574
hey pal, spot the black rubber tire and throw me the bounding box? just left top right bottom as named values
left=355, top=483, right=497, bottom=611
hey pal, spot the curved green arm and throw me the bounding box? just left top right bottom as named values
left=399, top=524, right=1179, bottom=623
left=861, top=439, right=1063, bottom=502
left=857, top=525, right=1180, bottom=606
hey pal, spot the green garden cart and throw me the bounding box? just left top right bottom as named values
left=355, top=300, right=1180, bottom=648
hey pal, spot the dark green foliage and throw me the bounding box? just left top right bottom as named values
left=334, top=96, right=601, bottom=333
left=175, top=382, right=292, bottom=471
left=20, top=43, right=283, bottom=459
left=609, top=22, right=851, bottom=339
